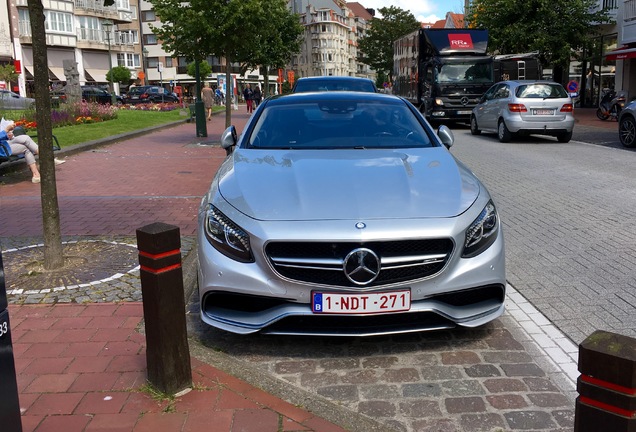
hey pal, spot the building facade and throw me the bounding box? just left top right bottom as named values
left=288, top=0, right=376, bottom=81
left=7, top=0, right=140, bottom=97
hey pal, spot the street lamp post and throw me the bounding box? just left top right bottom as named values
left=102, top=19, right=117, bottom=105
left=142, top=47, right=148, bottom=85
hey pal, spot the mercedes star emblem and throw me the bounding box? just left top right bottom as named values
left=343, top=248, right=380, bottom=285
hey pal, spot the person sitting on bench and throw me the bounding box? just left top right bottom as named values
left=1, top=123, right=66, bottom=184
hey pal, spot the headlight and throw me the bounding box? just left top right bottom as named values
left=205, top=205, right=253, bottom=262
left=434, top=98, right=444, bottom=106
left=462, top=201, right=499, bottom=258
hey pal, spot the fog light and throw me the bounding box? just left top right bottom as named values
left=432, top=111, right=445, bottom=117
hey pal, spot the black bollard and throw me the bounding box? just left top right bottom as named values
left=136, top=222, right=192, bottom=395
left=575, top=330, right=636, bottom=432
left=0, top=252, right=23, bottom=432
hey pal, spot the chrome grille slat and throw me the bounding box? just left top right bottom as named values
left=265, top=239, right=454, bottom=288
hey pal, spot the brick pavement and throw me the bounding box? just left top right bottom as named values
left=0, top=105, right=595, bottom=431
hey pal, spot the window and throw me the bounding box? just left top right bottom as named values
left=117, top=53, right=141, bottom=68
left=117, top=0, right=130, bottom=9
left=165, top=57, right=173, bottom=67
left=147, top=57, right=159, bottom=68
left=118, top=30, right=138, bottom=44
left=78, top=16, right=100, bottom=41
left=144, top=34, right=157, bottom=45
left=45, top=11, right=73, bottom=33
left=141, top=10, right=156, bottom=21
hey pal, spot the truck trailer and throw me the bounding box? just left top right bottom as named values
left=393, top=28, right=541, bottom=122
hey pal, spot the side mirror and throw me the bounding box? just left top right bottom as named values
left=221, top=125, right=237, bottom=155
left=437, top=125, right=454, bottom=148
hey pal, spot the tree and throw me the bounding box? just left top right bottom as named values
left=241, top=0, right=303, bottom=97
left=0, top=64, right=19, bottom=87
left=186, top=61, right=212, bottom=80
left=357, top=6, right=421, bottom=83
left=106, top=65, right=132, bottom=86
left=149, top=0, right=267, bottom=127
left=467, top=0, right=611, bottom=84
left=27, top=0, right=64, bottom=269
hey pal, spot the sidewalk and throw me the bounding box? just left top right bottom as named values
left=0, top=105, right=610, bottom=431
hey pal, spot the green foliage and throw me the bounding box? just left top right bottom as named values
left=186, top=61, right=212, bottom=79
left=0, top=64, right=19, bottom=85
left=281, top=81, right=292, bottom=94
left=467, top=0, right=612, bottom=68
left=106, top=66, right=132, bottom=84
left=357, top=6, right=421, bottom=81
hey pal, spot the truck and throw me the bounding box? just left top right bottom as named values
left=393, top=28, right=541, bottom=122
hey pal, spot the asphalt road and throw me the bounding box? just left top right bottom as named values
left=450, top=124, right=636, bottom=344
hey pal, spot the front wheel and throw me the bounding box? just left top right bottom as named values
left=497, top=119, right=512, bottom=143
left=619, top=115, right=636, bottom=148
left=470, top=115, right=481, bottom=135
left=596, top=108, right=610, bottom=120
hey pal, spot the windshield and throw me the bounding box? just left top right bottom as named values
left=436, top=62, right=492, bottom=83
left=247, top=99, right=435, bottom=150
left=516, top=83, right=568, bottom=99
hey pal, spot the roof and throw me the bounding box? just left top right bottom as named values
left=346, top=2, right=374, bottom=20
left=446, top=12, right=464, bottom=29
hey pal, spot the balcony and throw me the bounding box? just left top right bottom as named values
left=623, top=0, right=636, bottom=43
left=74, top=0, right=119, bottom=21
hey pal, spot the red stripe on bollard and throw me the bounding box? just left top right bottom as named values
left=581, top=375, right=636, bottom=396
left=138, top=249, right=181, bottom=260
left=140, top=263, right=182, bottom=274
left=579, top=396, right=636, bottom=418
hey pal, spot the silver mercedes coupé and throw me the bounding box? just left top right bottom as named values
left=197, top=91, right=505, bottom=336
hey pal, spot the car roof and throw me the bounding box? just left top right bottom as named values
left=295, top=76, right=374, bottom=83
left=496, top=80, right=565, bottom=86
left=265, top=91, right=402, bottom=105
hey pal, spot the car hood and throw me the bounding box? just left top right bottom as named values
left=217, top=148, right=481, bottom=221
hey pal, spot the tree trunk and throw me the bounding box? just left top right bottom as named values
left=28, top=0, right=64, bottom=269
left=225, top=59, right=232, bottom=128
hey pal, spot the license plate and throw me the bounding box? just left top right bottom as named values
left=533, top=109, right=554, bottom=115
left=457, top=110, right=472, bottom=115
left=312, top=290, right=411, bottom=314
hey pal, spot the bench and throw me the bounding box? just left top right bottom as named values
left=0, top=127, right=61, bottom=166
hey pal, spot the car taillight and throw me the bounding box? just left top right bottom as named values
left=508, top=104, right=527, bottom=113
left=560, top=104, right=574, bottom=112
left=141, top=93, right=149, bottom=98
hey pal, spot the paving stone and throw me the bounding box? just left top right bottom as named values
left=501, top=363, right=546, bottom=377
left=552, top=409, right=575, bottom=428
left=445, top=397, right=487, bottom=414
left=357, top=400, right=396, bottom=418
left=316, top=384, right=358, bottom=401
left=419, top=365, right=463, bottom=380
left=464, top=364, right=501, bottom=378
left=460, top=413, right=508, bottom=432
left=411, top=418, right=460, bottom=432
left=526, top=392, right=571, bottom=407
left=523, top=377, right=561, bottom=392
left=299, top=372, right=339, bottom=388
left=441, top=351, right=481, bottom=365
left=361, top=356, right=399, bottom=369
left=359, top=384, right=400, bottom=400
left=483, top=378, right=528, bottom=393
left=399, top=400, right=442, bottom=417
left=319, top=358, right=359, bottom=370
left=340, top=369, right=378, bottom=385
left=380, top=368, right=420, bottom=383
left=504, top=410, right=556, bottom=430
left=441, top=380, right=485, bottom=396
left=402, top=383, right=441, bottom=398
left=486, top=394, right=528, bottom=410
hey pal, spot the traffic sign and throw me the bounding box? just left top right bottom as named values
left=567, top=80, right=579, bottom=93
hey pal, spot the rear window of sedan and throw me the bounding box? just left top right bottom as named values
left=247, top=99, right=435, bottom=150
left=294, top=79, right=376, bottom=93
left=515, top=83, right=568, bottom=99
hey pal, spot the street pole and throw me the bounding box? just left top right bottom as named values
left=194, top=60, right=207, bottom=137
left=102, top=20, right=117, bottom=105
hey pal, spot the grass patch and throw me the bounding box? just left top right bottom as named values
left=52, top=109, right=188, bottom=147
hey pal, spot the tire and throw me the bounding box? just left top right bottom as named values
left=470, top=115, right=481, bottom=135
left=556, top=131, right=572, bottom=143
left=497, top=119, right=512, bottom=143
left=596, top=108, right=609, bottom=121
left=619, top=115, right=636, bottom=148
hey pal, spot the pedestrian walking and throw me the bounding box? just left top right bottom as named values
left=252, top=85, right=262, bottom=109
left=201, top=82, right=214, bottom=121
left=243, top=84, right=254, bottom=114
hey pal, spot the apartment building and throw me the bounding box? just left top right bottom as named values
left=288, top=0, right=376, bottom=81
left=5, top=0, right=141, bottom=97
left=611, top=0, right=636, bottom=99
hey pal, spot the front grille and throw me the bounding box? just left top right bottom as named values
left=265, top=239, right=454, bottom=288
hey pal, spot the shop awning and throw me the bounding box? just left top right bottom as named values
left=606, top=47, right=636, bottom=61
left=84, top=69, right=108, bottom=83
left=49, top=67, right=66, bottom=81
